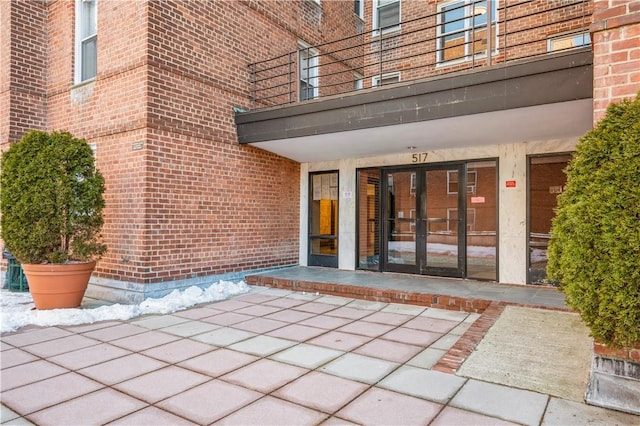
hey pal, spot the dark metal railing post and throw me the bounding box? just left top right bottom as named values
left=486, top=0, right=493, bottom=66
left=379, top=27, right=383, bottom=85
left=471, top=1, right=476, bottom=69
left=251, top=62, right=256, bottom=108
left=306, top=47, right=311, bottom=100
left=503, top=0, right=507, bottom=63
left=288, top=52, right=293, bottom=104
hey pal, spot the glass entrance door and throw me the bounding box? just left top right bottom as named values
left=424, top=166, right=465, bottom=277
left=384, top=170, right=418, bottom=273
left=383, top=165, right=465, bottom=277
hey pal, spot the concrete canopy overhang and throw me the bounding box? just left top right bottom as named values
left=236, top=50, right=593, bottom=163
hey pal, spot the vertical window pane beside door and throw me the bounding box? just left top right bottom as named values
left=466, top=160, right=497, bottom=281
left=357, top=169, right=380, bottom=270
left=310, top=172, right=338, bottom=256
left=76, top=0, right=97, bottom=82
left=528, top=155, right=571, bottom=283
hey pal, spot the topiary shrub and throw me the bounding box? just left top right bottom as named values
left=1, top=130, right=107, bottom=264
left=547, top=92, right=640, bottom=349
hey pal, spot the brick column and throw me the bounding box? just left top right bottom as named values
left=591, top=0, right=640, bottom=122
left=0, top=0, right=48, bottom=148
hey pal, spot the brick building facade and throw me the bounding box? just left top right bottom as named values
left=1, top=0, right=639, bottom=301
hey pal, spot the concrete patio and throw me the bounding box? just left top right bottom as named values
left=2, top=284, right=639, bottom=425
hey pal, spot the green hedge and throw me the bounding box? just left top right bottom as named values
left=547, top=93, right=640, bottom=348
left=1, top=130, right=106, bottom=264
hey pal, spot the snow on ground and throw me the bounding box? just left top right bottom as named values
left=0, top=280, right=249, bottom=334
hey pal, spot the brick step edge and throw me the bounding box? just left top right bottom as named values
left=246, top=274, right=493, bottom=313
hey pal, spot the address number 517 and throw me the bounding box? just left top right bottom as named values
left=411, top=152, right=428, bottom=163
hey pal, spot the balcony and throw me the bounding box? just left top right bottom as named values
left=236, top=0, right=594, bottom=162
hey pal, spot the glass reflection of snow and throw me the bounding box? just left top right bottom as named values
left=387, top=241, right=496, bottom=265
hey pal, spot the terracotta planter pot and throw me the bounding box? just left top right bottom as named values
left=22, top=261, right=96, bottom=310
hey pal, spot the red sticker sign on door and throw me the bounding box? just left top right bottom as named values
left=506, top=180, right=517, bottom=188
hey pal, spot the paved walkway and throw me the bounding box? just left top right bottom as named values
left=2, top=286, right=638, bottom=425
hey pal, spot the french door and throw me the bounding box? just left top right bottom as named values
left=382, top=164, right=466, bottom=277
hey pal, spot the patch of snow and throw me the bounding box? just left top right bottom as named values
left=0, top=280, right=249, bottom=334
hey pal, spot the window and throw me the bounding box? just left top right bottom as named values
left=437, top=0, right=497, bottom=63
left=373, top=0, right=400, bottom=34
left=75, top=0, right=97, bottom=83
left=447, top=170, right=477, bottom=194
left=447, top=208, right=476, bottom=232
left=354, top=0, right=364, bottom=19
left=409, top=172, right=416, bottom=195
left=548, top=31, right=591, bottom=52
left=310, top=171, right=339, bottom=267
left=354, top=73, right=364, bottom=90
left=409, top=208, right=416, bottom=232
left=299, top=44, right=319, bottom=101
left=372, top=71, right=400, bottom=87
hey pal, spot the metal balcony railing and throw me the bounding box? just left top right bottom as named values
left=248, top=0, right=592, bottom=110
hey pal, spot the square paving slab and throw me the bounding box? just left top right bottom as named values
left=157, top=380, right=262, bottom=425
left=228, top=335, right=296, bottom=357
left=319, top=353, right=398, bottom=384
left=26, top=388, right=146, bottom=426
left=177, top=348, right=258, bottom=377
left=379, top=365, right=467, bottom=403
left=113, top=365, right=210, bottom=403
left=105, top=406, right=197, bottom=425
left=336, top=387, right=442, bottom=425
left=450, top=379, right=548, bottom=426
left=274, top=371, right=369, bottom=414
left=216, top=395, right=328, bottom=425
left=221, top=358, right=308, bottom=393
left=270, top=343, right=343, bottom=369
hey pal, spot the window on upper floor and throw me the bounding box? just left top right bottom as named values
left=299, top=44, right=319, bottom=101
left=372, top=71, right=400, bottom=87
left=373, top=0, right=401, bottom=34
left=355, top=0, right=364, bottom=19
left=548, top=31, right=591, bottom=52
left=354, top=73, right=364, bottom=90
left=75, top=0, right=97, bottom=83
left=437, top=0, right=497, bottom=64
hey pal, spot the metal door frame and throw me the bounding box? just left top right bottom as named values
left=381, top=163, right=466, bottom=277
left=308, top=171, right=339, bottom=268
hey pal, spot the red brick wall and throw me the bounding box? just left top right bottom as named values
left=592, top=0, right=640, bottom=122
left=44, top=0, right=151, bottom=282
left=245, top=0, right=364, bottom=105
left=141, top=1, right=307, bottom=283
left=3, top=0, right=309, bottom=285
left=0, top=0, right=48, bottom=147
